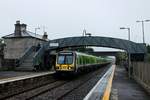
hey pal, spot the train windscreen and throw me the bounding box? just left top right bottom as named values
left=57, top=53, right=73, bottom=64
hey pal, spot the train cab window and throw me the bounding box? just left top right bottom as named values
left=65, top=55, right=73, bottom=64
left=58, top=56, right=65, bottom=64
left=57, top=54, right=73, bottom=64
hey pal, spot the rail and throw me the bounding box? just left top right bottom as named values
left=33, top=42, right=49, bottom=67
left=16, top=46, right=34, bottom=67
left=84, top=65, right=115, bottom=100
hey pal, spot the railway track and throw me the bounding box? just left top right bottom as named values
left=5, top=75, right=68, bottom=100
left=5, top=64, right=110, bottom=100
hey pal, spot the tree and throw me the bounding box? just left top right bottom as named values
left=116, top=52, right=128, bottom=65
left=147, top=45, right=150, bottom=53
left=0, top=38, right=5, bottom=55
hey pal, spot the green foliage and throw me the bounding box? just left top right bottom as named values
left=76, top=47, right=94, bottom=52
left=144, top=45, right=150, bottom=62
left=0, top=38, right=5, bottom=44
left=116, top=52, right=127, bottom=64
left=0, top=38, right=3, bottom=43
left=0, top=38, right=5, bottom=55
left=147, top=54, right=150, bottom=62
left=147, top=45, right=150, bottom=53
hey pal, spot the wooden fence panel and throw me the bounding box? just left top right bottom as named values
left=132, top=62, right=150, bottom=94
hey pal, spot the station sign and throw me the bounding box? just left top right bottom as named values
left=49, top=43, right=59, bottom=47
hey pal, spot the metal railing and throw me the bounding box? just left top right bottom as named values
left=33, top=42, right=49, bottom=67
left=16, top=46, right=34, bottom=67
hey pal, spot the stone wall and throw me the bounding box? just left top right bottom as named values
left=4, top=37, right=46, bottom=59
left=0, top=72, right=53, bottom=99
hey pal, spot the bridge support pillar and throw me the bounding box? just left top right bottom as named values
left=128, top=53, right=131, bottom=79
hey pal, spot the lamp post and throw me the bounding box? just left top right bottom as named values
left=82, top=29, right=92, bottom=37
left=120, top=27, right=130, bottom=41
left=136, top=20, right=150, bottom=44
left=120, top=27, right=131, bottom=78
left=83, top=29, right=86, bottom=36
left=85, top=33, right=92, bottom=37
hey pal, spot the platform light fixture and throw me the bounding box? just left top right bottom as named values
left=120, top=27, right=131, bottom=78
left=136, top=20, right=150, bottom=44
left=85, top=33, right=92, bottom=37
left=120, top=27, right=130, bottom=41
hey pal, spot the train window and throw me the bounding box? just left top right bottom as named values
left=66, top=55, right=73, bottom=64
left=57, top=56, right=65, bottom=64
left=57, top=55, right=73, bottom=64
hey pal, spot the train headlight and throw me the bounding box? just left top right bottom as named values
left=69, top=66, right=74, bottom=69
left=55, top=66, right=59, bottom=69
left=68, top=67, right=70, bottom=69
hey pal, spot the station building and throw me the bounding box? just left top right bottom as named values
left=2, top=21, right=49, bottom=67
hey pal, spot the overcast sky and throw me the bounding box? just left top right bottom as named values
left=0, top=0, right=150, bottom=45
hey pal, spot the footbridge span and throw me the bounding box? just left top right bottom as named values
left=48, top=36, right=146, bottom=54
left=10, top=36, right=147, bottom=70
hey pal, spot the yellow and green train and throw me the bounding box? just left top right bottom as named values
left=55, top=51, right=111, bottom=73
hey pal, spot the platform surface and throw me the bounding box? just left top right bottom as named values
left=111, top=66, right=150, bottom=100
left=0, top=71, right=54, bottom=80
left=0, top=71, right=37, bottom=79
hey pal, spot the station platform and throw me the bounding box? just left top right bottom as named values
left=0, top=71, right=55, bottom=83
left=111, top=66, right=150, bottom=100
left=0, top=71, right=54, bottom=80
left=0, top=71, right=39, bottom=80
left=0, top=71, right=55, bottom=99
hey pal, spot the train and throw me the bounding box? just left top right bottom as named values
left=54, top=51, right=111, bottom=73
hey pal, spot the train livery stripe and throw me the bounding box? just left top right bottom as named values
left=102, top=65, right=116, bottom=100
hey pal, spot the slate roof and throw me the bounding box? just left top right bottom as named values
left=2, top=31, right=49, bottom=41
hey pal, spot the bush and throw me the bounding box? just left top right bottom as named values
left=145, top=53, right=150, bottom=63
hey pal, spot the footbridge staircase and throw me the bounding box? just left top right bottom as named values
left=15, top=44, right=48, bottom=71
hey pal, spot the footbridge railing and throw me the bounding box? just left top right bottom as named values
left=33, top=42, right=49, bottom=68
left=16, top=46, right=34, bottom=67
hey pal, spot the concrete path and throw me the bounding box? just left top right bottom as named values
left=111, top=66, right=150, bottom=100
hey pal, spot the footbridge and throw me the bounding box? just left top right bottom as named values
left=48, top=36, right=146, bottom=54
left=14, top=36, right=147, bottom=70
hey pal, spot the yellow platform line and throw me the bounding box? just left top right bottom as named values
left=102, top=65, right=116, bottom=100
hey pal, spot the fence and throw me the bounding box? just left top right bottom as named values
left=132, top=62, right=150, bottom=94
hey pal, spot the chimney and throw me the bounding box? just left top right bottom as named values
left=21, top=23, right=27, bottom=32
left=43, top=32, right=48, bottom=40
left=14, top=20, right=21, bottom=36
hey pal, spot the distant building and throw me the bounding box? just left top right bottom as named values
left=2, top=21, right=48, bottom=59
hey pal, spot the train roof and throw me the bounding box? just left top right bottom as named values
left=58, top=51, right=102, bottom=58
